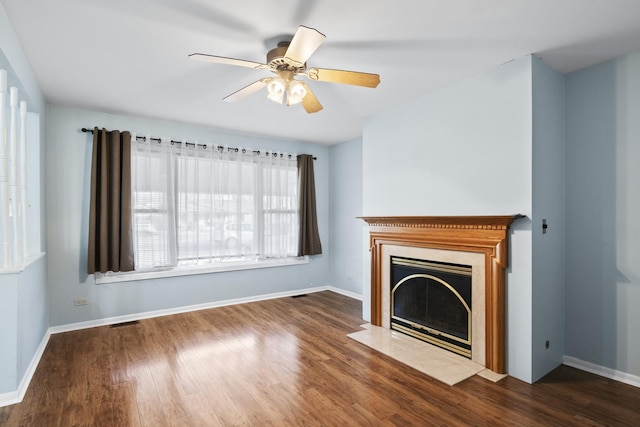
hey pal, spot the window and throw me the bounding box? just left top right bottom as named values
left=130, top=139, right=299, bottom=272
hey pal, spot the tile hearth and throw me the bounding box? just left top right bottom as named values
left=348, top=324, right=506, bottom=386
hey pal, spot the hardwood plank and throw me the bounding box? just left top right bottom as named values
left=2, top=291, right=640, bottom=426
left=110, top=382, right=141, bottom=427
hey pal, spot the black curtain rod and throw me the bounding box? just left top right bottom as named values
left=81, top=128, right=316, bottom=160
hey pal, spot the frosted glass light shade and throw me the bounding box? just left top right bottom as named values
left=287, top=80, right=307, bottom=105
left=267, top=78, right=285, bottom=104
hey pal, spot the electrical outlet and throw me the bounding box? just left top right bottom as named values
left=74, top=298, right=88, bottom=306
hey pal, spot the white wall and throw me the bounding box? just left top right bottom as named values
left=565, top=51, right=640, bottom=378
left=362, top=56, right=534, bottom=382
left=329, top=138, right=364, bottom=298
left=46, top=104, right=331, bottom=327
left=531, top=57, right=566, bottom=382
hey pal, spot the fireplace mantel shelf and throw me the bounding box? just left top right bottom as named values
left=360, top=215, right=523, bottom=374
left=359, top=215, right=523, bottom=229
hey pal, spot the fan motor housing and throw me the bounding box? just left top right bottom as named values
left=267, top=42, right=306, bottom=73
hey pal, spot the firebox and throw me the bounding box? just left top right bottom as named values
left=391, top=256, right=472, bottom=358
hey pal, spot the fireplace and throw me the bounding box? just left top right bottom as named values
left=360, top=215, right=520, bottom=374
left=391, top=257, right=472, bottom=358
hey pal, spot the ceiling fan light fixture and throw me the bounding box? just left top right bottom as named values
left=287, top=80, right=307, bottom=105
left=267, top=78, right=286, bottom=104
left=190, top=25, right=380, bottom=114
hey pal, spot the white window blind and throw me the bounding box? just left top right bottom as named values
left=131, top=136, right=299, bottom=272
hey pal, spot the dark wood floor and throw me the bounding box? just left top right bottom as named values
left=1, top=291, right=639, bottom=426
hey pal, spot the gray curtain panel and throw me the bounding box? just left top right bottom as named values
left=87, top=127, right=134, bottom=273
left=297, top=154, right=322, bottom=256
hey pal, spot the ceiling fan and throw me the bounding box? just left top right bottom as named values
left=189, top=25, right=381, bottom=114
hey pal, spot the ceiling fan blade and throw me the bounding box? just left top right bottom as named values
left=223, top=78, right=271, bottom=102
left=306, top=68, right=380, bottom=88
left=189, top=53, right=268, bottom=69
left=284, top=26, right=326, bottom=68
left=300, top=83, right=323, bottom=114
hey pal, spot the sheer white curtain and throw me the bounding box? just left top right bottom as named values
left=131, top=137, right=298, bottom=271
left=131, top=135, right=177, bottom=269
left=175, top=143, right=257, bottom=265
left=261, top=152, right=298, bottom=258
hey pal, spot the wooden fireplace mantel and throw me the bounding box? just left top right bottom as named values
left=359, top=215, right=521, bottom=373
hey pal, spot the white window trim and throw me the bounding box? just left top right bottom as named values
left=95, top=255, right=309, bottom=284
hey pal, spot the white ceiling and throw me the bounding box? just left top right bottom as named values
left=3, top=0, right=640, bottom=144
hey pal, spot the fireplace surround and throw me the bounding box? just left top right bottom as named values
left=360, top=216, right=520, bottom=373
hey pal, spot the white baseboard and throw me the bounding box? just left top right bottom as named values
left=0, top=390, right=19, bottom=408
left=49, top=286, right=330, bottom=334
left=0, top=330, right=51, bottom=408
left=327, top=286, right=362, bottom=301
left=563, top=356, right=640, bottom=389
left=48, top=286, right=361, bottom=334
left=0, top=286, right=361, bottom=408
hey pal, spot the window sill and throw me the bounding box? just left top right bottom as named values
left=0, top=252, right=46, bottom=275
left=95, top=256, right=309, bottom=284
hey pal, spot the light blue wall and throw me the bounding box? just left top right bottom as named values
left=0, top=3, right=44, bottom=113
left=329, top=138, right=364, bottom=298
left=0, top=1, right=48, bottom=399
left=362, top=56, right=535, bottom=382
left=363, top=58, right=532, bottom=217
left=16, top=256, right=47, bottom=384
left=0, top=256, right=47, bottom=395
left=0, top=274, right=18, bottom=394
left=46, top=104, right=331, bottom=326
left=565, top=51, right=640, bottom=378
left=531, top=57, right=566, bottom=382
